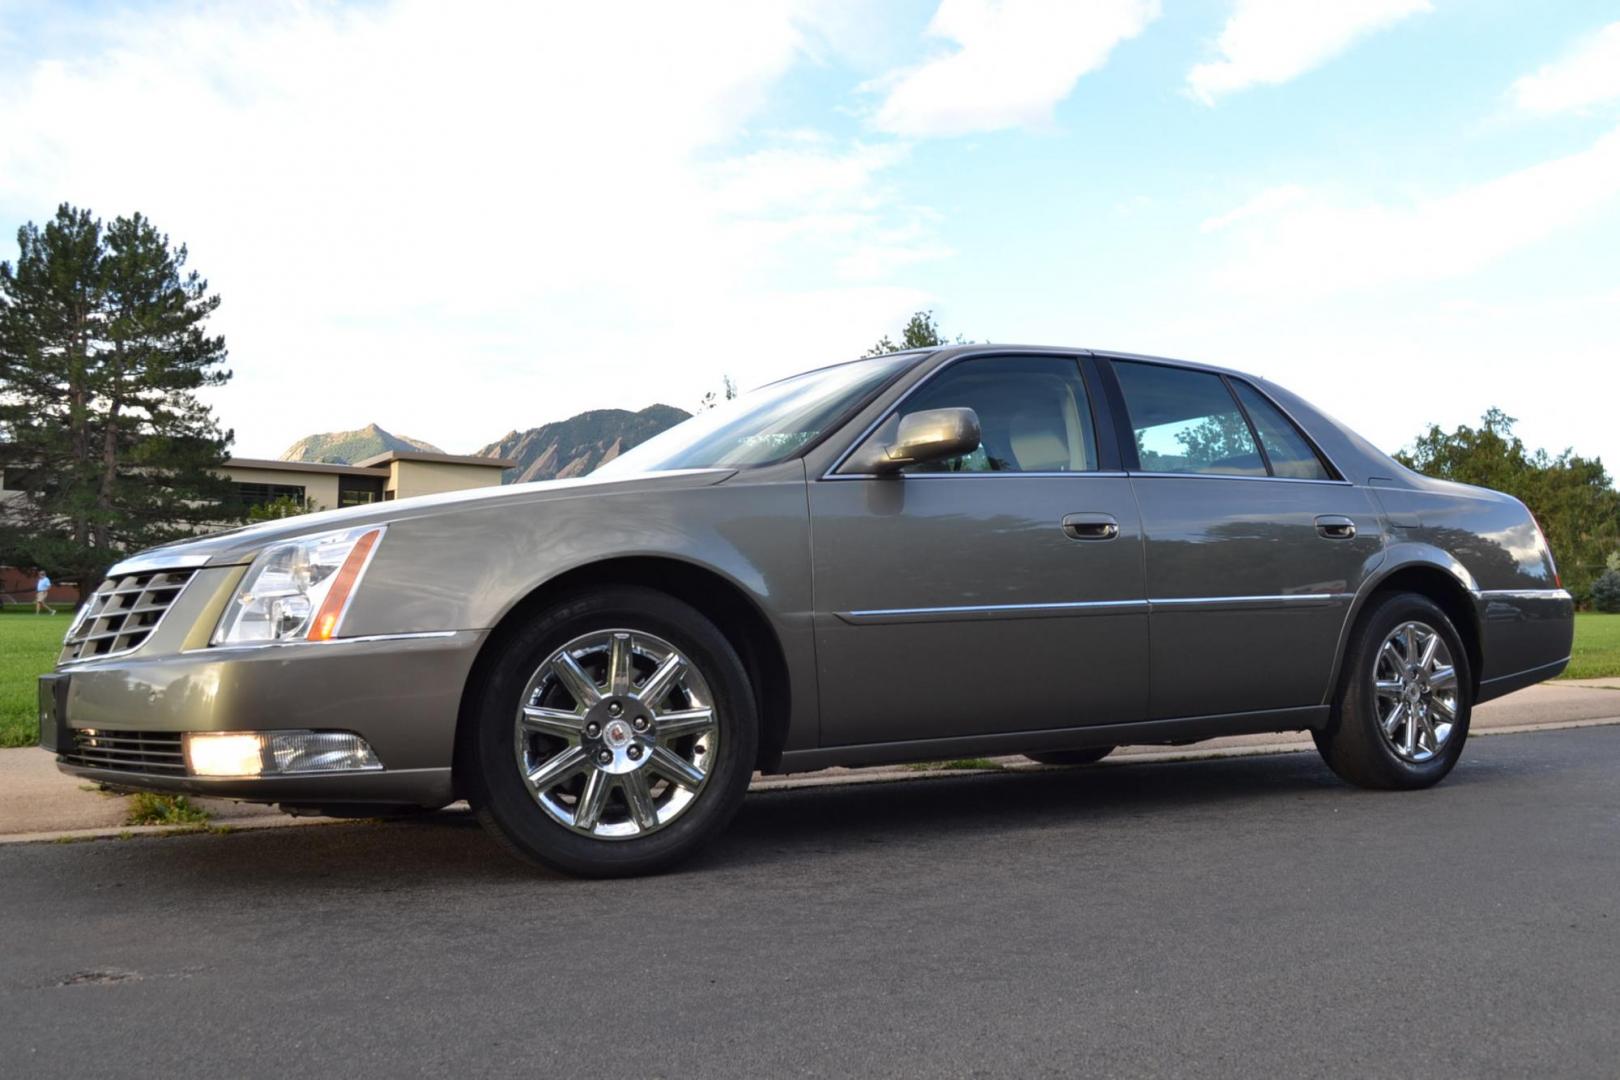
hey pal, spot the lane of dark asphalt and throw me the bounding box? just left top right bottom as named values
left=3, top=727, right=1618, bottom=1079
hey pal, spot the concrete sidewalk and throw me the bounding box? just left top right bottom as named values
left=4, top=678, right=1618, bottom=843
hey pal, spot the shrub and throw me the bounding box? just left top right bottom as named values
left=1593, top=569, right=1620, bottom=614
left=125, top=792, right=210, bottom=826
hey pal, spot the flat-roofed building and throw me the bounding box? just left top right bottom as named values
left=224, top=451, right=515, bottom=512
left=1, top=451, right=515, bottom=600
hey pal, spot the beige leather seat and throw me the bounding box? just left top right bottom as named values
left=1007, top=407, right=1074, bottom=471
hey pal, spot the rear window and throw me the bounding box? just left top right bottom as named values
left=1113, top=361, right=1264, bottom=476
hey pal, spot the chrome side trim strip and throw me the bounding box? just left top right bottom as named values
left=838, top=593, right=1354, bottom=624
left=105, top=552, right=216, bottom=575
left=838, top=599, right=1148, bottom=625
left=189, top=630, right=464, bottom=656
left=1151, top=592, right=1353, bottom=611
left=825, top=470, right=1131, bottom=482
left=1474, top=588, right=1572, bottom=600
left=1124, top=472, right=1353, bottom=487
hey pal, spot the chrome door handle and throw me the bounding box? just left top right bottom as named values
left=1315, top=515, right=1356, bottom=540
left=1062, top=513, right=1119, bottom=541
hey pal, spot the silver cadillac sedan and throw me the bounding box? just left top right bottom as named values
left=40, top=346, right=1574, bottom=876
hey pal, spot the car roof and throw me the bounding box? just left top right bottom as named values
left=924, top=343, right=1252, bottom=381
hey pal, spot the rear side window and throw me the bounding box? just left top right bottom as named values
left=1231, top=381, right=1333, bottom=480
left=1113, top=361, right=1264, bottom=476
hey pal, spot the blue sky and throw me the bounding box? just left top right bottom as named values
left=2, top=0, right=1618, bottom=467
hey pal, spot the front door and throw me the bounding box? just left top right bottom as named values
left=1106, top=358, right=1385, bottom=720
left=810, top=354, right=1149, bottom=747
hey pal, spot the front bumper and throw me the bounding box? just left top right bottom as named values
left=45, top=628, right=484, bottom=808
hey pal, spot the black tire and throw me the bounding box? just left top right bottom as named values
left=1314, top=591, right=1472, bottom=790
left=461, top=586, right=757, bottom=877
left=1024, top=746, right=1114, bottom=766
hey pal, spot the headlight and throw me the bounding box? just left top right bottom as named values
left=213, top=526, right=385, bottom=645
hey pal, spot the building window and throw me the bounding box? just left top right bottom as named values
left=339, top=476, right=386, bottom=507
left=234, top=482, right=306, bottom=510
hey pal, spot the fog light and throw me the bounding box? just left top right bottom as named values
left=184, top=731, right=382, bottom=777
left=185, top=733, right=264, bottom=777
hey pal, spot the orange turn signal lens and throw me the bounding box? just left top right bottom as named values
left=307, top=528, right=382, bottom=642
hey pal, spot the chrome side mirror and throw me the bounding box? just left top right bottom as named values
left=872, top=407, right=981, bottom=473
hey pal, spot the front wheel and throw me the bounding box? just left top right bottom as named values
left=462, top=587, right=757, bottom=877
left=1315, top=591, right=1471, bottom=790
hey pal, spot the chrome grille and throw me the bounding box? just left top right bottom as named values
left=60, top=729, right=186, bottom=775
left=59, top=568, right=198, bottom=664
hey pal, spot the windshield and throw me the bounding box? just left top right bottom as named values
left=594, top=354, right=919, bottom=475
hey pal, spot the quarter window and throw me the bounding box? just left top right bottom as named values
left=1231, top=381, right=1332, bottom=480
left=1113, top=361, right=1264, bottom=476
left=849, top=356, right=1099, bottom=473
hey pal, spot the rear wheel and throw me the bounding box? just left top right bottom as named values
left=1315, top=591, right=1471, bottom=790
left=462, top=587, right=757, bottom=877
left=1025, top=746, right=1114, bottom=766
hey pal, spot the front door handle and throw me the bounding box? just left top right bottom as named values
left=1315, top=514, right=1357, bottom=540
left=1062, top=513, right=1119, bottom=541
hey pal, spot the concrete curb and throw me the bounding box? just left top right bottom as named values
left=6, top=714, right=1617, bottom=847
left=1, top=814, right=350, bottom=846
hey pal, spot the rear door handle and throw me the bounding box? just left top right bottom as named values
left=1062, top=513, right=1119, bottom=541
left=1314, top=514, right=1357, bottom=540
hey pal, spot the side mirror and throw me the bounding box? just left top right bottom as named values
left=873, top=407, right=981, bottom=473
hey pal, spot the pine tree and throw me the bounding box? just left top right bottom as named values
left=0, top=203, right=234, bottom=589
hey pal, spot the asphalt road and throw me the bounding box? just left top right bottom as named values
left=4, top=727, right=1618, bottom=1079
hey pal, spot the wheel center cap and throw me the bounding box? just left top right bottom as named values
left=603, top=719, right=633, bottom=749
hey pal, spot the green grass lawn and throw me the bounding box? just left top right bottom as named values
left=0, top=611, right=71, bottom=747
left=1563, top=612, right=1620, bottom=681
left=0, top=609, right=1617, bottom=750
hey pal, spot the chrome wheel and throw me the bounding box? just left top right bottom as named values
left=1372, top=620, right=1459, bottom=764
left=514, top=628, right=719, bottom=840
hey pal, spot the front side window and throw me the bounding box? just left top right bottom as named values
left=845, top=355, right=1098, bottom=473
left=594, top=354, right=917, bottom=475
left=1113, top=361, right=1264, bottom=476
left=1231, top=381, right=1333, bottom=480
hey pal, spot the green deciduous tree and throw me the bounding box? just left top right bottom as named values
left=1397, top=409, right=1620, bottom=603
left=863, top=310, right=967, bottom=357
left=245, top=494, right=317, bottom=522
left=0, top=203, right=235, bottom=588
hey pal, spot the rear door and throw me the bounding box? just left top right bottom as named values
left=1103, top=359, right=1384, bottom=720
left=809, top=353, right=1148, bottom=746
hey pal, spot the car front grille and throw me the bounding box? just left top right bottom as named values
left=60, top=729, right=187, bottom=775
left=59, top=568, right=198, bottom=664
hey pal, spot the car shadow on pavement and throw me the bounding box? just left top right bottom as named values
left=702, top=744, right=1519, bottom=875
left=13, top=748, right=1506, bottom=890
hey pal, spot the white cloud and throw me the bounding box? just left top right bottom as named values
left=1187, top=0, right=1431, bottom=105
left=1510, top=20, right=1620, bottom=114
left=0, top=1, right=940, bottom=455
left=867, top=0, right=1159, bottom=137
left=1202, top=123, right=1620, bottom=295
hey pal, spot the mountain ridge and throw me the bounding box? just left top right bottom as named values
left=476, top=403, right=690, bottom=483
left=278, top=422, right=443, bottom=465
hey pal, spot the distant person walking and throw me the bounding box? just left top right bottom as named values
left=34, top=572, right=54, bottom=615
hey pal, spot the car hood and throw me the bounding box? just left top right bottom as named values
left=109, top=468, right=737, bottom=573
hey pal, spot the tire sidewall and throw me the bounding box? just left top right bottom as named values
left=1339, top=593, right=1472, bottom=787
left=465, top=587, right=757, bottom=876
